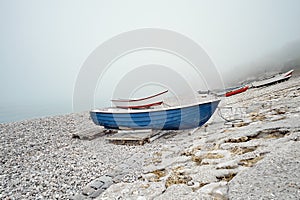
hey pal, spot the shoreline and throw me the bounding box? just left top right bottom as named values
left=1, top=76, right=300, bottom=199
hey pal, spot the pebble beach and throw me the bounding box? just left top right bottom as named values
left=1, top=75, right=300, bottom=199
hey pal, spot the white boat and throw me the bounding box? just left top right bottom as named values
left=111, top=90, right=168, bottom=109
left=252, top=69, right=293, bottom=88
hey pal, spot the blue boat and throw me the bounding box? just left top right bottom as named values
left=90, top=99, right=220, bottom=130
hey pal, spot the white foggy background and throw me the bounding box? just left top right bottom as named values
left=94, top=50, right=209, bottom=108
left=1, top=0, right=300, bottom=122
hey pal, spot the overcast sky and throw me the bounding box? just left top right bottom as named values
left=1, top=0, right=300, bottom=122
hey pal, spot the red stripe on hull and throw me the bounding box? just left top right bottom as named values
left=115, top=101, right=163, bottom=109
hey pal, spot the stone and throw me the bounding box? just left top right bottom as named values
left=89, top=188, right=105, bottom=198
left=137, top=196, right=147, bottom=200
left=199, top=181, right=228, bottom=198
left=99, top=175, right=113, bottom=189
left=142, top=173, right=158, bottom=182
left=70, top=193, right=89, bottom=200
left=88, top=180, right=104, bottom=189
left=82, top=186, right=96, bottom=196
left=154, top=184, right=193, bottom=200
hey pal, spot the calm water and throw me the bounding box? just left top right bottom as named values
left=0, top=103, right=72, bottom=123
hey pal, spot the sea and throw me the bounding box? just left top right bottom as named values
left=0, top=102, right=72, bottom=124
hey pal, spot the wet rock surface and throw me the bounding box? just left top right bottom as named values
left=228, top=141, right=300, bottom=200
left=1, top=76, right=300, bottom=199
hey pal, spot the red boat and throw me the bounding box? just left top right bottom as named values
left=225, top=85, right=249, bottom=97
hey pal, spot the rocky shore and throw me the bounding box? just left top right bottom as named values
left=1, top=76, right=300, bottom=199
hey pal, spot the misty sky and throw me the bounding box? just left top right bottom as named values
left=1, top=0, right=300, bottom=122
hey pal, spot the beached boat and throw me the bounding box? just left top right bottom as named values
left=225, top=85, right=249, bottom=97
left=252, top=69, right=293, bottom=88
left=90, top=99, right=220, bottom=130
left=111, top=90, right=168, bottom=109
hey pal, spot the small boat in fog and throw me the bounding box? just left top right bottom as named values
left=90, top=98, right=220, bottom=130
left=225, top=85, right=249, bottom=97
left=252, top=69, right=293, bottom=88
left=198, top=85, right=249, bottom=97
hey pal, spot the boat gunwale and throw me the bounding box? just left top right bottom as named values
left=115, top=101, right=163, bottom=109
left=111, top=90, right=168, bottom=102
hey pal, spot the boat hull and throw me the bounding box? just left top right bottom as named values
left=252, top=75, right=291, bottom=88
left=225, top=85, right=249, bottom=97
left=90, top=100, right=220, bottom=130
left=252, top=69, right=293, bottom=88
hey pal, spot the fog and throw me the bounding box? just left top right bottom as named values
left=224, top=39, right=300, bottom=86
left=1, top=0, right=300, bottom=122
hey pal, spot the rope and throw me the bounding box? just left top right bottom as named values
left=217, top=107, right=246, bottom=126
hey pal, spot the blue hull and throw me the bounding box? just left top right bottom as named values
left=90, top=100, right=220, bottom=130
